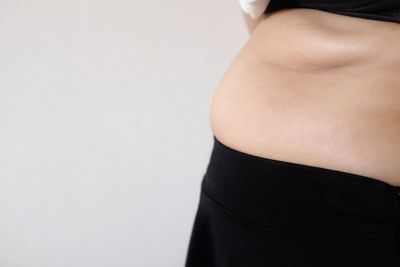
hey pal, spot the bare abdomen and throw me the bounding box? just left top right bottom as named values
left=210, top=8, right=400, bottom=186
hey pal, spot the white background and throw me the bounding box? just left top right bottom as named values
left=0, top=1, right=249, bottom=266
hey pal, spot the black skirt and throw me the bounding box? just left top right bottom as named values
left=185, top=135, right=400, bottom=267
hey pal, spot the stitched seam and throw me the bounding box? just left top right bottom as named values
left=201, top=187, right=260, bottom=226
left=201, top=187, right=394, bottom=251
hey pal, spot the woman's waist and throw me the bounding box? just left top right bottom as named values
left=212, top=58, right=400, bottom=139
left=210, top=68, right=400, bottom=185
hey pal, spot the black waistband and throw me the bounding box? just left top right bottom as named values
left=201, top=135, right=400, bottom=249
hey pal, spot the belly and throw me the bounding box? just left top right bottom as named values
left=210, top=8, right=400, bottom=186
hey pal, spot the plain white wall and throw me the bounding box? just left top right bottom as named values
left=0, top=1, right=250, bottom=266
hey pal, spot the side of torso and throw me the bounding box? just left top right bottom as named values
left=210, top=8, right=400, bottom=186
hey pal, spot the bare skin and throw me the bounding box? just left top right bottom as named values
left=210, top=8, right=400, bottom=186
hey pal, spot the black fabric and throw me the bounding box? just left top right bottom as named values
left=264, top=0, right=400, bottom=24
left=185, top=135, right=400, bottom=266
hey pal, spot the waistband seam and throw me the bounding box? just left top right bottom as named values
left=201, top=183, right=395, bottom=251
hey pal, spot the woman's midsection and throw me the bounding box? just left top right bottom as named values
left=210, top=8, right=400, bottom=186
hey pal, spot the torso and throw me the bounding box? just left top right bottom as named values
left=210, top=8, right=400, bottom=186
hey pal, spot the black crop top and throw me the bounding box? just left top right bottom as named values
left=264, top=0, right=400, bottom=24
